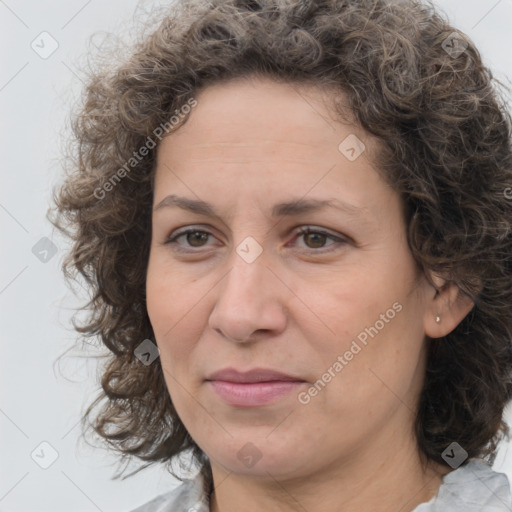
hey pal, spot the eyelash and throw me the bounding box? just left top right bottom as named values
left=164, top=226, right=348, bottom=253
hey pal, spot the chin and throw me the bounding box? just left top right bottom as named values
left=207, top=436, right=315, bottom=480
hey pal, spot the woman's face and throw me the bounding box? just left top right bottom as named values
left=146, top=76, right=437, bottom=480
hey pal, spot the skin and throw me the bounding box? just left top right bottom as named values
left=145, top=75, right=474, bottom=512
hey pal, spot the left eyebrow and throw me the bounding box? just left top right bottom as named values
left=153, top=194, right=369, bottom=220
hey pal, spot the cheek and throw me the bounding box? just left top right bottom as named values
left=305, top=267, right=425, bottom=407
left=146, top=251, right=190, bottom=336
left=146, top=252, right=167, bottom=326
left=300, top=266, right=388, bottom=347
left=146, top=254, right=212, bottom=368
left=322, top=303, right=425, bottom=425
left=146, top=259, right=189, bottom=378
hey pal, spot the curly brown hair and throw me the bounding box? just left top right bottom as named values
left=49, top=0, right=512, bottom=494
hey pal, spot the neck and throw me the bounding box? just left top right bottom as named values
left=208, top=438, right=452, bottom=512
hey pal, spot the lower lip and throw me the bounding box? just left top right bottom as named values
left=207, top=380, right=304, bottom=406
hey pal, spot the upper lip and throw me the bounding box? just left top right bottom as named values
left=206, top=368, right=305, bottom=383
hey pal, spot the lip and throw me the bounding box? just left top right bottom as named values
left=206, top=367, right=304, bottom=383
left=205, top=368, right=306, bottom=407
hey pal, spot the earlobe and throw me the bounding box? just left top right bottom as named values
left=424, top=280, right=475, bottom=339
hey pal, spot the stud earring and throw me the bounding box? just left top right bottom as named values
left=435, top=316, right=441, bottom=324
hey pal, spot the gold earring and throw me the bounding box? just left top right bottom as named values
left=435, top=316, right=441, bottom=324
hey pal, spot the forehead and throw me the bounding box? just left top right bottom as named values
left=174, top=76, right=346, bottom=144
left=151, top=76, right=394, bottom=222
left=154, top=76, right=377, bottom=177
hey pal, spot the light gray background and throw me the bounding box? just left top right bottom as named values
left=1, top=1, right=512, bottom=511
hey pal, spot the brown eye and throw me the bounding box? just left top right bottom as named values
left=185, top=231, right=210, bottom=247
left=293, top=227, right=348, bottom=252
left=165, top=226, right=348, bottom=254
left=165, top=229, right=215, bottom=250
left=302, top=231, right=329, bottom=249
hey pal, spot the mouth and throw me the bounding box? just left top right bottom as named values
left=206, top=367, right=304, bottom=383
left=205, top=367, right=306, bottom=407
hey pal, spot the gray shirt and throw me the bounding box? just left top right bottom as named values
left=128, top=459, right=512, bottom=511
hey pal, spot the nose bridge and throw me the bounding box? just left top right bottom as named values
left=221, top=243, right=273, bottom=312
left=209, top=240, right=287, bottom=341
left=222, top=219, right=273, bottom=298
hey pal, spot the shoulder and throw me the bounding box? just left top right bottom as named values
left=414, top=458, right=512, bottom=511
left=127, top=472, right=209, bottom=512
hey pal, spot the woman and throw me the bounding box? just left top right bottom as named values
left=50, top=0, right=512, bottom=510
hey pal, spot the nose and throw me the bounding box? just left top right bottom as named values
left=208, top=246, right=288, bottom=343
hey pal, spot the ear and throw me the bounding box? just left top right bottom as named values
left=423, top=273, right=475, bottom=338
